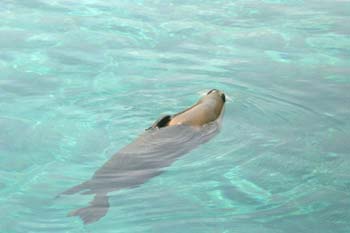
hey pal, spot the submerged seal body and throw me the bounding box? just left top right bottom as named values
left=62, top=89, right=226, bottom=224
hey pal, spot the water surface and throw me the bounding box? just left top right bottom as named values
left=0, top=0, right=349, bottom=232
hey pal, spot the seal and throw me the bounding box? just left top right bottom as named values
left=61, top=89, right=226, bottom=224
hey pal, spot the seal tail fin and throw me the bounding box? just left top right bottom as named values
left=69, top=194, right=110, bottom=224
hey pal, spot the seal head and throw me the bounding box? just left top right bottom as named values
left=151, top=89, right=226, bottom=129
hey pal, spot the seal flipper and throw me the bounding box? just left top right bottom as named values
left=61, top=181, right=89, bottom=195
left=147, top=115, right=172, bottom=130
left=69, top=194, right=109, bottom=224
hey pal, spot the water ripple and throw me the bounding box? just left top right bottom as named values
left=1, top=0, right=350, bottom=232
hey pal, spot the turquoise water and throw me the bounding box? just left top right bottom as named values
left=1, top=0, right=350, bottom=232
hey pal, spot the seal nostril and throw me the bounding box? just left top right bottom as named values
left=221, top=93, right=226, bottom=102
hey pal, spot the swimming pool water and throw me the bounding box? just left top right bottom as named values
left=0, top=1, right=349, bottom=232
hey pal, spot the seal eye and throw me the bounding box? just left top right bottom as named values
left=221, top=93, right=226, bottom=102
left=207, top=89, right=217, bottom=95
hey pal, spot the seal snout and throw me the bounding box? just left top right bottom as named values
left=221, top=93, right=226, bottom=102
